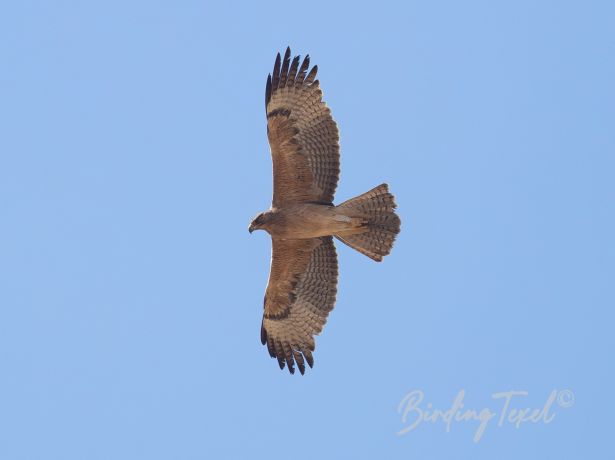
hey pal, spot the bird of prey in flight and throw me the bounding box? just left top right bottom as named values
left=249, top=47, right=401, bottom=374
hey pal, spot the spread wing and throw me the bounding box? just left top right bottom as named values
left=261, top=236, right=338, bottom=374
left=266, top=47, right=340, bottom=207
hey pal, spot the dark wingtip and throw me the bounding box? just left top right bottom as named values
left=265, top=74, right=272, bottom=109
left=269, top=48, right=318, bottom=102
left=267, top=340, right=276, bottom=358
left=304, top=64, right=318, bottom=85
left=287, top=55, right=300, bottom=85
left=296, top=54, right=310, bottom=84
left=295, top=352, right=306, bottom=375
left=305, top=351, right=314, bottom=368
left=279, top=47, right=291, bottom=87
left=271, top=52, right=281, bottom=91
left=260, top=321, right=267, bottom=345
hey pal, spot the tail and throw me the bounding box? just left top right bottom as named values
left=334, top=184, right=401, bottom=262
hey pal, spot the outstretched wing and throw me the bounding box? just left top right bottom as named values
left=266, top=47, right=340, bottom=207
left=261, top=236, right=338, bottom=374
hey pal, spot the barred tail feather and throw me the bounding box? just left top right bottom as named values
left=334, top=184, right=401, bottom=262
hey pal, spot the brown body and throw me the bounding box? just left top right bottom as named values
left=250, top=48, right=401, bottom=375
left=250, top=204, right=366, bottom=239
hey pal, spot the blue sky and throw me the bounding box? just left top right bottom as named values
left=0, top=1, right=613, bottom=458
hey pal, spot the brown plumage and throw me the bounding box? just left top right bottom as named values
left=250, top=47, right=401, bottom=374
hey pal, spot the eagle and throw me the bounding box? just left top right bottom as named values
left=249, top=47, right=401, bottom=374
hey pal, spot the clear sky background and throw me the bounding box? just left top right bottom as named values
left=1, top=1, right=613, bottom=459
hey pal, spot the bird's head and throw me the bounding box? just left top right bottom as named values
left=248, top=212, right=269, bottom=234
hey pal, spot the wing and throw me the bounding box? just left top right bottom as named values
left=261, top=236, right=338, bottom=374
left=266, top=47, right=340, bottom=207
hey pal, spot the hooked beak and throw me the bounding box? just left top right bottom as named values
left=248, top=223, right=255, bottom=234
